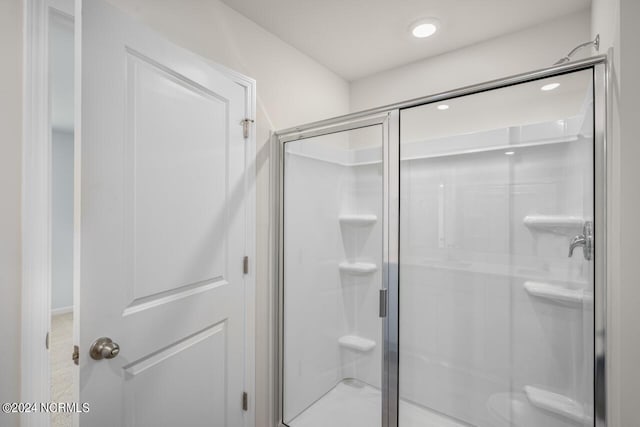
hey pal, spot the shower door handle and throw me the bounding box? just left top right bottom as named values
left=379, top=289, right=388, bottom=318
left=568, top=221, right=593, bottom=261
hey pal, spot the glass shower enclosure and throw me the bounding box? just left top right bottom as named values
left=275, top=57, right=607, bottom=427
left=280, top=121, right=386, bottom=427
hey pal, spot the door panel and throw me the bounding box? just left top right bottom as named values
left=79, top=1, right=247, bottom=426
left=281, top=124, right=385, bottom=427
left=398, top=70, right=595, bottom=427
left=126, top=50, right=230, bottom=299
left=122, top=323, right=227, bottom=425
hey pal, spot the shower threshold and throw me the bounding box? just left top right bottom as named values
left=287, top=379, right=467, bottom=427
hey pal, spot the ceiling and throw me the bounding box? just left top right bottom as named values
left=221, top=0, right=591, bottom=81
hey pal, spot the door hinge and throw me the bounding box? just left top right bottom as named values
left=379, top=289, right=388, bottom=318
left=72, top=345, right=79, bottom=366
left=242, top=391, right=248, bottom=411
left=241, top=118, right=254, bottom=139
left=45, top=332, right=50, bottom=350
left=243, top=256, right=249, bottom=275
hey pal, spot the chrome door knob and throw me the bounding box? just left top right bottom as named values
left=89, top=337, right=120, bottom=360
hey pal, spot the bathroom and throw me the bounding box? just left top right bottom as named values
left=1, top=0, right=639, bottom=426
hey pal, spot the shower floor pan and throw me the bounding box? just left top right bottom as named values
left=288, top=380, right=467, bottom=427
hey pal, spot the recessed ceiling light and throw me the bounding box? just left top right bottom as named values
left=437, top=104, right=449, bottom=110
left=411, top=19, right=439, bottom=39
left=504, top=151, right=515, bottom=156
left=541, top=82, right=560, bottom=91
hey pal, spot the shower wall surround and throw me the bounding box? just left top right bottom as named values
left=283, top=126, right=383, bottom=423
left=399, top=92, right=594, bottom=426
left=277, top=61, right=606, bottom=427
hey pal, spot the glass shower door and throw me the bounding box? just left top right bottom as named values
left=398, top=69, right=596, bottom=427
left=281, top=122, right=385, bottom=427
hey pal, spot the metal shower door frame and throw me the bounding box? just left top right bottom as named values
left=273, top=111, right=400, bottom=427
left=273, top=55, right=608, bottom=427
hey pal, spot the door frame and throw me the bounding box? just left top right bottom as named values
left=273, top=55, right=608, bottom=427
left=22, top=1, right=75, bottom=426
left=22, top=1, right=257, bottom=426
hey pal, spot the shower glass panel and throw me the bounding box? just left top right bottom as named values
left=399, top=69, right=595, bottom=426
left=282, top=124, right=384, bottom=427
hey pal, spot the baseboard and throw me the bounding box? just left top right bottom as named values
left=51, top=305, right=73, bottom=316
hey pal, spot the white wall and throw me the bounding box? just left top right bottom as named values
left=350, top=11, right=591, bottom=112
left=51, top=130, right=74, bottom=311
left=591, top=1, right=640, bottom=426
left=0, top=1, right=22, bottom=427
left=616, top=5, right=640, bottom=426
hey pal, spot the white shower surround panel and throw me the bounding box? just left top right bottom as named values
left=398, top=95, right=594, bottom=425
left=283, top=126, right=384, bottom=423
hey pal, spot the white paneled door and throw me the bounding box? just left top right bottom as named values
left=78, top=1, right=252, bottom=426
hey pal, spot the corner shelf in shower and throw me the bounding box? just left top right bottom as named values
left=523, top=215, right=584, bottom=234
left=339, top=262, right=377, bottom=275
left=338, top=335, right=376, bottom=352
left=524, top=281, right=592, bottom=306
left=525, top=386, right=592, bottom=424
left=339, top=214, right=377, bottom=226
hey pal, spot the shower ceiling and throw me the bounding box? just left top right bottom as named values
left=221, top=0, right=591, bottom=81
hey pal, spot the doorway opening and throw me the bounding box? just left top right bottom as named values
left=49, top=7, right=74, bottom=427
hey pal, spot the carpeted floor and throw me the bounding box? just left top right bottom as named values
left=50, top=312, right=73, bottom=427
